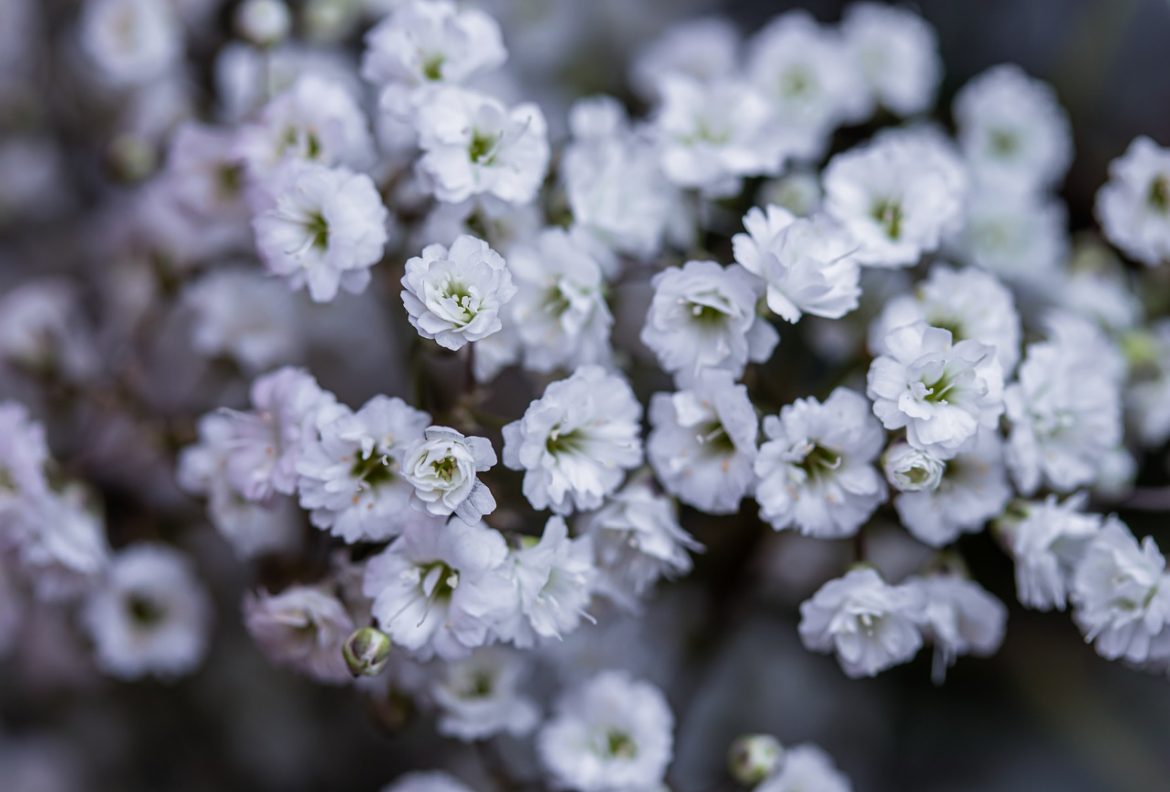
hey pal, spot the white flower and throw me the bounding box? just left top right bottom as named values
left=1000, top=494, right=1101, bottom=611
left=870, top=264, right=1021, bottom=373
left=823, top=133, right=967, bottom=267
left=415, top=87, right=549, bottom=205
left=11, top=487, right=109, bottom=603
left=402, top=426, right=496, bottom=522
left=0, top=279, right=99, bottom=381
left=502, top=366, right=643, bottom=515
left=882, top=442, right=945, bottom=493
left=641, top=260, right=778, bottom=384
left=909, top=573, right=1007, bottom=681
left=562, top=98, right=673, bottom=259
left=382, top=772, right=474, bottom=792
left=798, top=567, right=926, bottom=678
left=82, top=544, right=212, bottom=680
left=894, top=429, right=1011, bottom=548
left=954, top=65, right=1072, bottom=193
left=581, top=480, right=702, bottom=605
left=162, top=122, right=246, bottom=221
left=506, top=227, right=613, bottom=372
left=537, top=670, right=674, bottom=792
left=362, top=518, right=512, bottom=661
left=181, top=267, right=302, bottom=373
left=756, top=744, right=852, bottom=792
left=0, top=402, right=49, bottom=523
left=177, top=413, right=302, bottom=560
left=1005, top=317, right=1123, bottom=494
left=745, top=11, right=868, bottom=161
left=243, top=585, right=355, bottom=685
left=361, top=0, right=506, bottom=94
left=296, top=395, right=432, bottom=543
left=496, top=516, right=594, bottom=648
left=654, top=74, right=780, bottom=193
left=253, top=161, right=388, bottom=302
left=867, top=321, right=1004, bottom=458
left=1096, top=136, right=1170, bottom=266
left=755, top=388, right=886, bottom=539
left=217, top=366, right=336, bottom=501
left=948, top=183, right=1068, bottom=288
left=648, top=371, right=758, bottom=515
left=401, top=234, right=516, bottom=351
left=432, top=647, right=539, bottom=741
left=841, top=2, right=941, bottom=117
left=732, top=204, right=862, bottom=322
left=79, top=0, right=181, bottom=87
left=235, top=0, right=291, bottom=47
left=236, top=74, right=375, bottom=174
left=630, top=17, right=739, bottom=100
left=1129, top=321, right=1170, bottom=446
left=1071, top=518, right=1170, bottom=665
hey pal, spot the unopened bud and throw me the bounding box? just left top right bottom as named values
left=728, top=734, right=785, bottom=785
left=343, top=626, right=391, bottom=677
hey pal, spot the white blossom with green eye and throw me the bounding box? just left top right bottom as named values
left=402, top=426, right=497, bottom=522
left=1097, top=136, right=1170, bottom=266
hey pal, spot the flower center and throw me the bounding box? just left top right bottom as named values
left=421, top=53, right=444, bottom=81
left=871, top=199, right=903, bottom=240
left=126, top=592, right=165, bottom=627
left=698, top=421, right=736, bottom=454
left=597, top=729, right=637, bottom=760
left=431, top=455, right=458, bottom=482
left=469, top=131, right=499, bottom=164
left=801, top=444, right=842, bottom=479
left=352, top=449, right=395, bottom=487
left=418, top=560, right=458, bottom=601
left=990, top=128, right=1018, bottom=157
left=305, top=212, right=329, bottom=251
left=546, top=425, right=584, bottom=455
left=1148, top=175, right=1169, bottom=213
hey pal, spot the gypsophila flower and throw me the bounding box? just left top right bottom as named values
left=882, top=442, right=946, bottom=494
left=296, top=395, right=432, bottom=543
left=82, top=544, right=212, bottom=680
left=948, top=183, right=1068, bottom=288
left=894, top=429, right=1011, bottom=548
left=1096, top=136, right=1170, bottom=266
left=870, top=264, right=1021, bottom=373
left=1071, top=518, right=1170, bottom=666
left=999, top=494, right=1101, bottom=611
left=415, top=87, right=549, bottom=205
left=582, top=480, right=702, bottom=606
left=402, top=426, right=496, bottom=522
left=502, top=366, right=642, bottom=515
left=401, top=234, right=516, bottom=351
left=0, top=402, right=50, bottom=522
left=909, top=573, right=1007, bottom=682
left=253, top=161, right=388, bottom=302
left=10, top=487, right=109, bottom=603
left=798, top=566, right=926, bottom=678
left=824, top=132, right=967, bottom=267
left=1128, top=321, right=1170, bottom=445
left=537, top=670, right=674, bottom=792
left=732, top=205, right=862, bottom=323
left=841, top=3, right=941, bottom=117
left=756, top=744, right=853, bottom=792
left=868, top=321, right=1004, bottom=459
left=243, top=585, right=355, bottom=685
left=382, top=772, right=475, bottom=792
left=755, top=388, right=886, bottom=539
left=79, top=0, right=181, bottom=87
left=630, top=16, right=739, bottom=100
left=648, top=371, right=758, bottom=515
left=506, top=227, right=613, bottom=372
left=363, top=518, right=511, bottom=661
left=641, top=260, right=778, bottom=384
left=432, top=647, right=539, bottom=741
left=954, top=65, right=1072, bottom=193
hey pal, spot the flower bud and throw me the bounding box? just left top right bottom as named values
left=882, top=442, right=945, bottom=493
left=728, top=733, right=785, bottom=785
left=342, top=626, right=391, bottom=677
left=236, top=0, right=291, bottom=47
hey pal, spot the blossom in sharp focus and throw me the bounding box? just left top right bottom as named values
left=867, top=321, right=1004, bottom=459
left=882, top=442, right=945, bottom=494
left=647, top=371, right=758, bottom=515
left=401, top=234, right=516, bottom=351
left=253, top=161, right=389, bottom=302
left=732, top=204, right=862, bottom=323
left=799, top=566, right=926, bottom=678
left=502, top=366, right=642, bottom=515
left=755, top=387, right=886, bottom=539
left=537, top=670, right=674, bottom=792
left=640, top=259, right=778, bottom=385
left=401, top=426, right=497, bottom=522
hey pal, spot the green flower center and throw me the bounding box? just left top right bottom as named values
left=1148, top=175, right=1169, bottom=213
left=469, top=131, right=498, bottom=164
left=600, top=729, right=637, bottom=759
left=872, top=199, right=904, bottom=240
left=305, top=212, right=329, bottom=251
left=127, top=593, right=165, bottom=627
left=801, top=444, right=842, bottom=480
left=546, top=426, right=584, bottom=455
left=352, top=449, right=395, bottom=487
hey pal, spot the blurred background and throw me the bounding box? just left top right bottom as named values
left=2, top=1, right=1170, bottom=791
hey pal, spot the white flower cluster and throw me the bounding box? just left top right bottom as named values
left=9, top=0, right=1170, bottom=788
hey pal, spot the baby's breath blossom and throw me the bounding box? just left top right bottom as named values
left=998, top=494, right=1101, bottom=611
left=537, top=670, right=674, bottom=792
left=382, top=773, right=474, bottom=792
left=798, top=566, right=926, bottom=678
left=756, top=744, right=853, bottom=792
left=630, top=17, right=739, bottom=100
left=842, top=2, right=941, bottom=117
left=79, top=0, right=182, bottom=87
left=882, top=442, right=945, bottom=493
left=253, top=161, right=388, bottom=302
left=401, top=234, right=516, bottom=351
left=1096, top=136, right=1170, bottom=266
left=909, top=573, right=1007, bottom=681
left=755, top=388, right=886, bottom=539
left=502, top=366, right=643, bottom=515
left=641, top=260, right=778, bottom=384
left=401, top=426, right=497, bottom=522
left=732, top=205, right=862, bottom=323
left=868, top=321, right=1004, bottom=459
left=243, top=585, right=355, bottom=685
left=431, top=647, right=539, bottom=741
